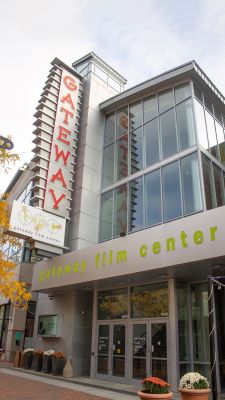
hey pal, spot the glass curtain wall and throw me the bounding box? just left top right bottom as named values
left=100, top=152, right=202, bottom=241
left=177, top=282, right=210, bottom=380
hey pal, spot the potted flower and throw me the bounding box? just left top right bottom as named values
left=22, top=348, right=34, bottom=369
left=31, top=349, right=43, bottom=372
left=42, top=350, right=55, bottom=374
left=51, top=352, right=66, bottom=376
left=179, top=372, right=211, bottom=400
left=137, top=376, right=173, bottom=400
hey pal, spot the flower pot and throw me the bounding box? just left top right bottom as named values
left=22, top=352, right=33, bottom=369
left=42, top=355, right=53, bottom=374
left=179, top=388, right=211, bottom=400
left=137, top=391, right=173, bottom=400
left=31, top=353, right=43, bottom=372
left=51, top=357, right=66, bottom=376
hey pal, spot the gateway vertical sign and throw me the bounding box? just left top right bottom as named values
left=31, top=58, right=83, bottom=219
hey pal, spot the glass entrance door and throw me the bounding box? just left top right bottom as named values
left=96, top=323, right=127, bottom=381
left=132, top=321, right=168, bottom=381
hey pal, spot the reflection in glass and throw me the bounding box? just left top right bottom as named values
left=131, top=283, right=168, bottom=319
left=214, top=285, right=225, bottom=390
left=205, top=110, right=218, bottom=159
left=191, top=283, right=210, bottom=379
left=194, top=100, right=208, bottom=149
left=116, top=134, right=128, bottom=180
left=152, top=323, right=167, bottom=358
left=130, top=127, right=143, bottom=173
left=104, top=113, right=115, bottom=145
left=158, top=89, right=174, bottom=114
left=181, top=153, right=202, bottom=215
left=129, top=177, right=144, bottom=232
left=143, top=95, right=157, bottom=122
left=102, top=144, right=114, bottom=188
left=116, top=107, right=128, bottom=138
left=98, top=288, right=128, bottom=320
left=176, top=99, right=196, bottom=151
left=160, top=108, right=178, bottom=159
left=113, top=325, right=126, bottom=377
left=99, top=191, right=113, bottom=242
left=213, top=164, right=225, bottom=207
left=97, top=325, right=109, bottom=374
left=201, top=154, right=216, bottom=210
left=162, top=161, right=182, bottom=221
left=133, top=324, right=146, bottom=379
left=177, top=283, right=190, bottom=362
left=175, top=83, right=191, bottom=104
left=152, top=359, right=167, bottom=381
left=130, top=101, right=142, bottom=130
left=144, top=118, right=160, bottom=167
left=113, top=184, right=127, bottom=237
left=215, top=120, right=225, bottom=165
left=145, top=169, right=162, bottom=226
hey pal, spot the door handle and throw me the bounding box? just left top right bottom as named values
left=151, top=345, right=154, bottom=352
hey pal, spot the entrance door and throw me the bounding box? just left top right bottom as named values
left=132, top=321, right=168, bottom=381
left=96, top=323, right=127, bottom=382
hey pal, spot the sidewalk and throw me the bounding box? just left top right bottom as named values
left=0, top=361, right=138, bottom=400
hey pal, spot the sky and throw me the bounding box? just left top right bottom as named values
left=0, top=0, right=225, bottom=193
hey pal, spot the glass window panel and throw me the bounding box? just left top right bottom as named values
left=129, top=101, right=142, bottom=130
left=97, top=325, right=109, bottom=374
left=194, top=85, right=203, bottom=103
left=215, top=120, right=225, bottom=166
left=113, top=184, right=127, bottom=236
left=113, top=325, right=126, bottom=377
left=181, top=153, right=202, bottom=215
left=102, top=144, right=114, bottom=189
left=104, top=113, right=115, bottom=145
left=214, top=285, right=225, bottom=390
left=194, top=100, right=208, bottom=149
left=133, top=324, right=147, bottom=378
left=143, top=95, right=157, bottom=122
left=99, top=191, right=113, bottom=242
left=116, top=107, right=128, bottom=138
left=201, top=154, right=216, bottom=209
left=158, top=89, right=174, bottom=114
left=129, top=177, right=144, bottom=232
left=177, top=283, right=190, bottom=362
left=204, top=96, right=213, bottom=114
left=213, top=164, right=225, bottom=207
left=97, top=288, right=128, bottom=320
left=162, top=161, right=182, bottom=221
left=205, top=110, right=219, bottom=159
left=175, top=83, right=191, bottom=104
left=131, top=283, right=168, bottom=318
left=191, top=283, right=210, bottom=363
left=160, top=108, right=178, bottom=159
left=176, top=99, right=196, bottom=151
left=115, top=134, right=128, bottom=180
left=145, top=169, right=162, bottom=226
left=130, top=127, right=143, bottom=174
left=214, top=107, right=223, bottom=124
left=144, top=118, right=160, bottom=167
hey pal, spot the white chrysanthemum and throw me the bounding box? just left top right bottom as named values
left=179, top=372, right=209, bottom=389
left=23, top=348, right=34, bottom=354
left=43, top=349, right=55, bottom=356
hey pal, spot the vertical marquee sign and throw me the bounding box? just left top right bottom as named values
left=31, top=58, right=83, bottom=219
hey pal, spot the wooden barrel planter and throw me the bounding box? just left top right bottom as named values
left=22, top=350, right=34, bottom=369
left=42, top=354, right=53, bottom=374
left=31, top=350, right=43, bottom=372
left=51, top=352, right=66, bottom=376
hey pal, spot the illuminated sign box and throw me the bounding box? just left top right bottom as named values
left=38, top=315, right=61, bottom=337
left=8, top=201, right=66, bottom=247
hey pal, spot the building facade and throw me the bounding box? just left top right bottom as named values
left=1, top=53, right=225, bottom=392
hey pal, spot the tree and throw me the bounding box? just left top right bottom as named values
left=0, top=142, right=31, bottom=307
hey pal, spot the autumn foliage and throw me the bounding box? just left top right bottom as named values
left=0, top=198, right=31, bottom=307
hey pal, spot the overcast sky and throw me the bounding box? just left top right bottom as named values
left=0, top=0, right=225, bottom=193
